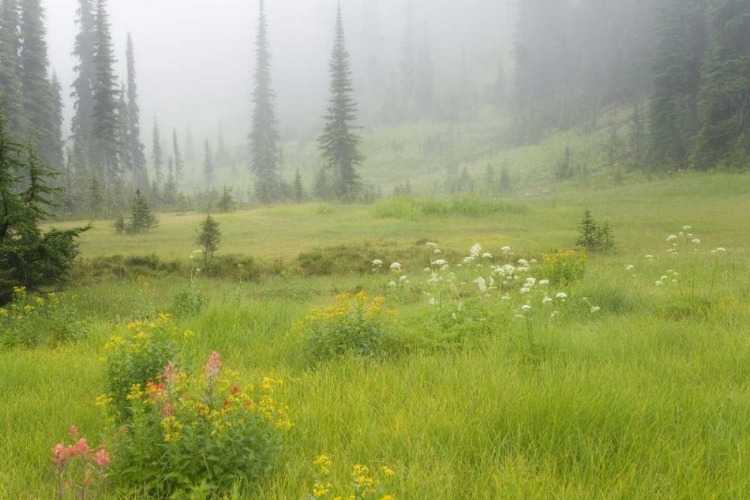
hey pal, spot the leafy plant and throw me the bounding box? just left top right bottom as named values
left=0, top=286, right=82, bottom=349
left=51, top=426, right=111, bottom=500
left=541, top=248, right=588, bottom=286
left=171, top=288, right=208, bottom=317
left=307, top=455, right=395, bottom=500
left=301, top=292, right=391, bottom=363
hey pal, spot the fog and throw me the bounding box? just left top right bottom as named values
left=46, top=0, right=513, bottom=148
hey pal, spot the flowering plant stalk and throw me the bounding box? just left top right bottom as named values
left=51, top=426, right=111, bottom=500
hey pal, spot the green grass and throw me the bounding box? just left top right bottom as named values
left=7, top=171, right=750, bottom=498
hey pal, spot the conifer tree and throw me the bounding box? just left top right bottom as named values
left=151, top=116, right=163, bottom=188
left=19, top=0, right=57, bottom=168
left=50, top=72, right=64, bottom=171
left=695, top=0, right=750, bottom=169
left=249, top=0, right=280, bottom=204
left=318, top=3, right=363, bottom=202
left=70, top=0, right=95, bottom=173
left=293, top=167, right=304, bottom=203
left=0, top=0, right=27, bottom=140
left=197, top=214, right=220, bottom=273
left=126, top=33, right=146, bottom=190
left=203, top=139, right=214, bottom=185
left=116, top=81, right=131, bottom=176
left=163, top=157, right=176, bottom=206
left=126, top=189, right=158, bottom=233
left=90, top=0, right=119, bottom=187
left=217, top=185, right=236, bottom=212
left=172, top=128, right=183, bottom=187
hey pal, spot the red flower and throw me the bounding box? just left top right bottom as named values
left=51, top=443, right=67, bottom=467
left=93, top=448, right=111, bottom=469
left=204, top=351, right=222, bottom=381
left=69, top=425, right=78, bottom=436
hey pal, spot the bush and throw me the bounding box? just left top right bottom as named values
left=575, top=209, right=615, bottom=253
left=105, top=352, right=290, bottom=496
left=171, top=288, right=208, bottom=317
left=0, top=286, right=82, bottom=349
left=301, top=292, right=392, bottom=363
left=541, top=248, right=588, bottom=287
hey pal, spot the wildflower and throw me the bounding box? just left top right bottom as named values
left=470, top=243, right=482, bottom=257
left=655, top=281, right=664, bottom=286
left=434, top=248, right=442, bottom=254
left=312, top=482, right=330, bottom=498
left=389, top=262, right=402, bottom=271
left=399, top=275, right=409, bottom=283
left=518, top=258, right=529, bottom=266
left=51, top=443, right=68, bottom=467
left=683, top=225, right=692, bottom=230
left=204, top=351, right=222, bottom=381
left=501, top=294, right=511, bottom=300
left=474, top=277, right=487, bottom=293
left=692, top=239, right=701, bottom=244
left=522, top=304, right=531, bottom=311
left=666, top=235, right=677, bottom=241
left=94, top=394, right=112, bottom=407
left=501, top=246, right=511, bottom=253
left=314, top=454, right=332, bottom=475
left=590, top=306, right=601, bottom=313
left=92, top=448, right=111, bottom=468
left=382, top=465, right=395, bottom=477
left=520, top=287, right=530, bottom=294
left=539, top=279, right=549, bottom=285
left=372, top=259, right=383, bottom=267
left=431, top=259, right=447, bottom=267
left=542, top=296, right=553, bottom=304
left=626, top=265, right=634, bottom=271
left=426, top=242, right=438, bottom=247
left=482, top=253, right=492, bottom=259
left=428, top=297, right=436, bottom=306
left=69, top=425, right=78, bottom=436
left=530, top=259, right=538, bottom=264
left=388, top=281, right=396, bottom=287
left=555, top=292, right=568, bottom=300
left=645, top=255, right=653, bottom=259
left=525, top=277, right=536, bottom=286
left=715, top=247, right=727, bottom=253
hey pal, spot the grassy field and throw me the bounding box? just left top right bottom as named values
left=5, top=172, right=750, bottom=498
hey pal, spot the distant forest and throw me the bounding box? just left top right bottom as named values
left=0, top=0, right=748, bottom=212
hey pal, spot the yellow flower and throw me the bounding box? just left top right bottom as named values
left=126, top=383, right=144, bottom=402
left=381, top=465, right=395, bottom=478
left=95, top=394, right=113, bottom=407
left=311, top=481, right=331, bottom=498
left=314, top=454, right=332, bottom=475
left=382, top=496, right=395, bottom=500
left=0, top=308, right=7, bottom=318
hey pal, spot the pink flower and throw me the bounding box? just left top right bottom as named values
left=163, top=361, right=177, bottom=384
left=69, top=425, right=78, bottom=436
left=204, top=351, right=222, bottom=381
left=51, top=443, right=68, bottom=467
left=92, top=448, right=111, bottom=469
left=162, top=402, right=175, bottom=417
left=73, top=438, right=90, bottom=455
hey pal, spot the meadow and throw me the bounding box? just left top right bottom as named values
left=3, top=172, right=750, bottom=498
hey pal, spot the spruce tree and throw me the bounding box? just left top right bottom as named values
left=19, top=0, right=57, bottom=168
left=318, top=3, right=363, bottom=202
left=126, top=33, right=146, bottom=190
left=49, top=72, right=64, bottom=171
left=70, top=0, right=95, bottom=174
left=293, top=167, right=304, bottom=203
left=695, top=0, right=750, bottom=169
left=217, top=185, right=236, bottom=212
left=203, top=139, right=214, bottom=185
left=116, top=81, right=131, bottom=176
left=126, top=189, right=157, bottom=233
left=163, top=157, right=176, bottom=206
left=172, top=128, right=183, bottom=187
left=90, top=0, right=119, bottom=187
left=151, top=116, right=163, bottom=188
left=197, top=214, right=220, bottom=273
left=249, top=0, right=280, bottom=204
left=0, top=0, right=27, bottom=140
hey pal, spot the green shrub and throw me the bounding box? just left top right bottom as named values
left=541, top=248, right=588, bottom=287
left=171, top=288, right=208, bottom=317
left=576, top=209, right=615, bottom=253
left=300, top=292, right=391, bottom=363
left=105, top=352, right=290, bottom=497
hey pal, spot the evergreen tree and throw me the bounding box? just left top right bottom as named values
left=172, top=128, right=183, bottom=187
left=70, top=0, right=95, bottom=174
left=151, top=116, right=163, bottom=188
left=163, top=157, right=176, bottom=206
left=203, top=139, right=214, bottom=185
left=49, top=72, right=64, bottom=171
left=0, top=0, right=27, bottom=140
left=648, top=0, right=708, bottom=169
left=88, top=171, right=103, bottom=216
left=196, top=214, right=220, bottom=273
left=19, top=0, right=57, bottom=168
left=116, top=81, right=131, bottom=176
left=126, top=189, right=157, bottom=233
left=0, top=109, right=88, bottom=305
left=217, top=184, right=236, bottom=212
left=318, top=3, right=363, bottom=202
left=90, top=0, right=119, bottom=187
left=249, top=0, right=280, bottom=204
left=695, top=0, right=750, bottom=169
left=293, top=167, right=304, bottom=203
left=126, top=33, right=146, bottom=190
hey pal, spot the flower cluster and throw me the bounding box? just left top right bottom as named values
left=51, top=426, right=110, bottom=499
left=308, top=455, right=395, bottom=500
left=0, top=286, right=69, bottom=348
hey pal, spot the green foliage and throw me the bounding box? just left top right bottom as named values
left=374, top=195, right=528, bottom=219
left=575, top=209, right=615, bottom=253
left=124, top=190, right=158, bottom=233
left=171, top=288, right=208, bottom=317
left=217, top=185, right=236, bottom=213
left=301, top=292, right=391, bottom=363
left=0, top=286, right=82, bottom=348
left=318, top=4, right=363, bottom=202
left=106, top=351, right=288, bottom=496
left=541, top=248, right=588, bottom=287
left=102, top=314, right=181, bottom=418
left=0, top=117, right=88, bottom=306
left=197, top=214, right=221, bottom=273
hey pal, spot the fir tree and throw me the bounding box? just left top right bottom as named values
left=249, top=0, right=280, bottom=204
left=196, top=214, right=220, bottom=273
left=172, top=128, right=183, bottom=187
left=0, top=109, right=88, bottom=305
left=203, top=139, right=214, bottom=185
left=70, top=0, right=95, bottom=174
left=126, top=189, right=157, bottom=233
left=0, top=0, right=27, bottom=140
left=695, top=0, right=750, bottom=169
left=88, top=172, right=103, bottom=216
left=49, top=72, right=64, bottom=171
left=217, top=185, right=236, bottom=213
left=126, top=33, right=146, bottom=190
left=318, top=3, right=363, bottom=202
left=19, top=0, right=57, bottom=168
left=163, top=157, right=176, bottom=206
left=116, top=81, right=131, bottom=176
left=90, top=0, right=119, bottom=187
left=293, top=167, right=304, bottom=203
left=151, top=116, right=163, bottom=188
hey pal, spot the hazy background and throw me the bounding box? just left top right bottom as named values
left=45, top=0, right=513, bottom=148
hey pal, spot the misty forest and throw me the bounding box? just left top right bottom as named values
left=1, top=0, right=750, bottom=498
